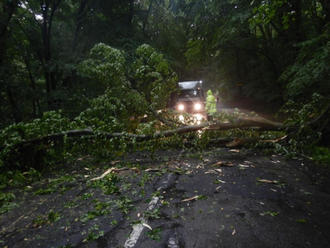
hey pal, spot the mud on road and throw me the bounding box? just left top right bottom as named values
left=1, top=148, right=330, bottom=248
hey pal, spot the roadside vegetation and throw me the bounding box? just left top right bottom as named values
left=0, top=0, right=329, bottom=246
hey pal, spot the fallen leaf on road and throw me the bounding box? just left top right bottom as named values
left=142, top=223, right=152, bottom=230
left=257, top=179, right=279, bottom=184
left=296, top=219, right=307, bottom=224
left=181, top=195, right=200, bottom=202
left=205, top=170, right=217, bottom=174
left=90, top=167, right=128, bottom=181
left=226, top=138, right=245, bottom=148
left=239, top=164, right=249, bottom=168
left=131, top=167, right=140, bottom=173
left=145, top=168, right=160, bottom=172
left=260, top=211, right=279, bottom=217
left=212, top=161, right=234, bottom=167
left=229, top=149, right=240, bottom=153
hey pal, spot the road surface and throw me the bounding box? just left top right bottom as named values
left=1, top=147, right=330, bottom=248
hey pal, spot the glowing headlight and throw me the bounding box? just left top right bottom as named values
left=177, top=103, right=184, bottom=111
left=194, top=102, right=202, bottom=111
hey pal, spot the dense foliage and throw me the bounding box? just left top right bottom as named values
left=0, top=0, right=329, bottom=174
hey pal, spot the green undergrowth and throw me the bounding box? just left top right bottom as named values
left=310, top=147, right=330, bottom=166
left=89, top=174, right=121, bottom=195
left=33, top=175, right=76, bottom=195
left=0, top=98, right=327, bottom=202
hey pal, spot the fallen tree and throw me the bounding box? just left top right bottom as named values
left=12, top=115, right=284, bottom=146
left=0, top=115, right=285, bottom=171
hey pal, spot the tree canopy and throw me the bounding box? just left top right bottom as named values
left=0, top=0, right=329, bottom=170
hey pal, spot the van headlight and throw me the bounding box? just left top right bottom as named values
left=177, top=103, right=185, bottom=111
left=194, top=102, right=202, bottom=111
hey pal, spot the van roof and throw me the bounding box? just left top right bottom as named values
left=178, top=81, right=202, bottom=89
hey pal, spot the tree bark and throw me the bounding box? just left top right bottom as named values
left=6, top=86, right=22, bottom=122
left=0, top=0, right=19, bottom=66
left=10, top=116, right=284, bottom=149
left=40, top=0, right=62, bottom=109
left=320, top=0, right=330, bottom=24
left=23, top=56, right=40, bottom=117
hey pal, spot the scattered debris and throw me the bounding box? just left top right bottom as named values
left=90, top=167, right=128, bottom=181
left=212, top=161, right=234, bottom=167
left=226, top=138, right=245, bottom=148
left=238, top=164, right=250, bottom=169
left=142, top=223, right=153, bottom=230
left=229, top=149, right=240, bottom=153
left=181, top=195, right=200, bottom=202
left=260, top=211, right=279, bottom=217
left=257, top=179, right=279, bottom=184
left=145, top=168, right=160, bottom=172
left=296, top=219, right=307, bottom=224
left=205, top=170, right=217, bottom=174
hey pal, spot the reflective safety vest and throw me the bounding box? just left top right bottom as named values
left=206, top=90, right=217, bottom=115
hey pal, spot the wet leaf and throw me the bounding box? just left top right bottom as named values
left=205, top=170, right=217, bottom=174
left=238, top=164, right=249, bottom=169
left=257, top=179, right=278, bottom=184
left=296, top=219, right=307, bottom=224
left=142, top=223, right=153, bottom=230
left=229, top=149, right=240, bottom=153
left=212, top=161, right=234, bottom=167
left=181, top=195, right=200, bottom=202
left=145, top=168, right=160, bottom=172
left=216, top=179, right=226, bottom=184
left=226, top=138, right=245, bottom=148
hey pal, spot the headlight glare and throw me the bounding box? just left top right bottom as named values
left=178, top=103, right=184, bottom=111
left=194, top=102, right=202, bottom=111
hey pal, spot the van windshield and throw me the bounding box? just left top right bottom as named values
left=179, top=89, right=203, bottom=98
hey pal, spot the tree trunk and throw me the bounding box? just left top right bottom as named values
left=0, top=0, right=18, bottom=67
left=6, top=86, right=22, bottom=122
left=10, top=116, right=284, bottom=149
left=320, top=0, right=330, bottom=24
left=40, top=0, right=62, bottom=110
left=24, top=56, right=40, bottom=117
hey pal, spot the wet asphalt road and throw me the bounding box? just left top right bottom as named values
left=1, top=148, right=330, bottom=248
left=122, top=149, right=330, bottom=248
